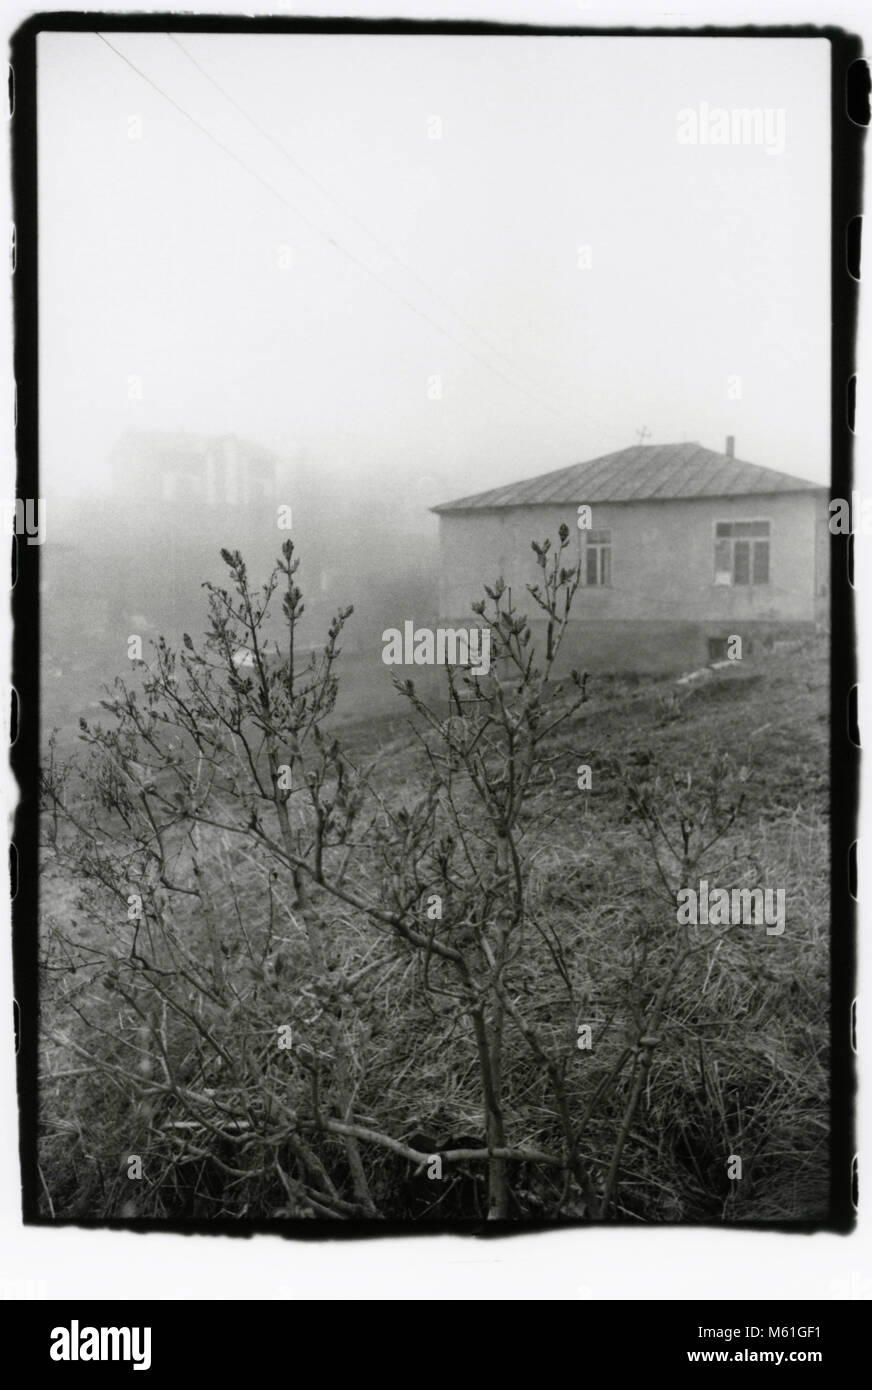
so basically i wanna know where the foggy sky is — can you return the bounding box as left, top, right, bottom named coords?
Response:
left=38, top=31, right=830, bottom=513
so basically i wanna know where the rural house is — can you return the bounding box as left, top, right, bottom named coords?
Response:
left=432, top=439, right=830, bottom=672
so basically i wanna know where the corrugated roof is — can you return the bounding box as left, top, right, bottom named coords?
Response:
left=432, top=443, right=825, bottom=512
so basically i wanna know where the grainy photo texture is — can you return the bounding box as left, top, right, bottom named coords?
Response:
left=28, top=25, right=838, bottom=1225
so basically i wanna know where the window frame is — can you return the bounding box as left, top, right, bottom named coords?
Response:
left=580, top=526, right=612, bottom=588
left=713, top=517, right=771, bottom=588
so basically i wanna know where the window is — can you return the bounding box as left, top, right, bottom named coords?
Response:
left=714, top=520, right=770, bottom=586
left=584, top=528, right=611, bottom=587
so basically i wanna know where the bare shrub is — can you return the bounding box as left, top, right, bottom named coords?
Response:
left=39, top=535, right=817, bottom=1221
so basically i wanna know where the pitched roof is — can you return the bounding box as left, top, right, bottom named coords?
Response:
left=432, top=443, right=825, bottom=512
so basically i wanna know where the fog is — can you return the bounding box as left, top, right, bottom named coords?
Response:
left=35, top=30, right=830, bottom=733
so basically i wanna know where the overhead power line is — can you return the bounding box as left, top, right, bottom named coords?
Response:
left=166, top=32, right=623, bottom=443
left=96, top=32, right=620, bottom=442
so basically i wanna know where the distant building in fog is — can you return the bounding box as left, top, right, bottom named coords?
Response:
left=433, top=439, right=829, bottom=673
left=109, top=429, right=276, bottom=515
left=105, top=429, right=280, bottom=634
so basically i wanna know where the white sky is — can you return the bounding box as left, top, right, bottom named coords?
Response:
left=37, top=31, right=831, bottom=503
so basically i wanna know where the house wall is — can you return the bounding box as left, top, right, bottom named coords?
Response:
left=813, top=493, right=832, bottom=624
left=437, top=491, right=828, bottom=672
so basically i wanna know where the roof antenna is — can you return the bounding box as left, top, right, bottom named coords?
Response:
left=635, top=426, right=652, bottom=445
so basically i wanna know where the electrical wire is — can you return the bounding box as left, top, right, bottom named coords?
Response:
left=166, top=31, right=625, bottom=444
left=95, top=31, right=622, bottom=445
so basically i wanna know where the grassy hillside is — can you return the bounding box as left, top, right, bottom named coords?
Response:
left=37, top=619, right=829, bottom=1224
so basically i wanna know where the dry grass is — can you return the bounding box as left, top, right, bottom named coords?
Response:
left=37, top=635, right=829, bottom=1223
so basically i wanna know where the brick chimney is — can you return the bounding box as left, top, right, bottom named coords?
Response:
left=725, top=435, right=735, bottom=458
